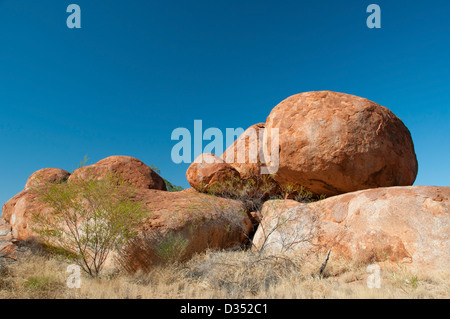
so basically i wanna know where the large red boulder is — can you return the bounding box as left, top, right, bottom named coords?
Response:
left=252, top=186, right=450, bottom=272
left=265, top=91, right=418, bottom=196
left=111, top=188, right=252, bottom=272
left=25, top=168, right=71, bottom=190
left=186, top=153, right=240, bottom=191
left=68, top=156, right=167, bottom=190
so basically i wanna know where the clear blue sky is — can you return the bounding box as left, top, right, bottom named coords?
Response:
left=1, top=0, right=449, bottom=208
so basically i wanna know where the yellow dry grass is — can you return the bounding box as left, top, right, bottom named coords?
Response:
left=1, top=248, right=448, bottom=299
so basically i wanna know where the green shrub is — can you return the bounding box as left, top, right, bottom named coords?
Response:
left=31, top=173, right=148, bottom=277
left=156, top=233, right=189, bottom=264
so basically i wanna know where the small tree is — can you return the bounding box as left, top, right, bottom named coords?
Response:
left=31, top=173, right=147, bottom=277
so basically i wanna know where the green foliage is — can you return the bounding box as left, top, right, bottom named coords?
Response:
left=279, top=183, right=326, bottom=203
left=203, top=174, right=325, bottom=209
left=31, top=173, right=148, bottom=277
left=408, top=275, right=419, bottom=289
left=117, top=229, right=191, bottom=273
left=156, top=233, right=189, bottom=264
left=148, top=164, right=161, bottom=175
left=163, top=178, right=184, bottom=192
left=24, top=275, right=59, bottom=291
left=149, top=164, right=184, bottom=192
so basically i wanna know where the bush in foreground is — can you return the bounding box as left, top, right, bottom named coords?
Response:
left=31, top=173, right=148, bottom=277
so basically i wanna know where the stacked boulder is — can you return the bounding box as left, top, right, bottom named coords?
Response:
left=187, top=91, right=418, bottom=196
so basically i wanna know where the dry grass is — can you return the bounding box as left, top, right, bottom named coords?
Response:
left=1, top=248, right=448, bottom=299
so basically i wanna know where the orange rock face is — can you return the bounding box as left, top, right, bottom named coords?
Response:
left=221, top=123, right=267, bottom=179
left=25, top=168, right=71, bottom=190
left=136, top=188, right=251, bottom=244
left=2, top=190, right=52, bottom=241
left=69, top=156, right=167, bottom=190
left=0, top=217, right=17, bottom=260
left=3, top=167, right=71, bottom=241
left=252, top=186, right=450, bottom=271
left=186, top=153, right=240, bottom=191
left=265, top=91, right=418, bottom=196
left=113, top=188, right=252, bottom=272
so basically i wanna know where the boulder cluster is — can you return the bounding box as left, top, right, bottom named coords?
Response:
left=1, top=156, right=250, bottom=269
left=187, top=91, right=418, bottom=196
left=1, top=91, right=448, bottom=273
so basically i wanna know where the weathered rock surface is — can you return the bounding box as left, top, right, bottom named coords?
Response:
left=3, top=167, right=74, bottom=241
left=221, top=123, right=267, bottom=179
left=25, top=168, right=71, bottom=190
left=253, top=186, right=449, bottom=272
left=265, top=91, right=418, bottom=196
left=2, top=190, right=51, bottom=241
left=119, top=188, right=252, bottom=271
left=186, top=153, right=240, bottom=191
left=69, top=156, right=167, bottom=191
left=0, top=217, right=17, bottom=260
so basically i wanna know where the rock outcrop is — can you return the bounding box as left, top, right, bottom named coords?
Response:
left=2, top=156, right=251, bottom=271
left=2, top=156, right=168, bottom=241
left=252, top=186, right=449, bottom=272
left=187, top=91, right=418, bottom=197
left=2, top=90, right=444, bottom=278
left=265, top=91, right=418, bottom=196
left=69, top=156, right=167, bottom=191
left=2, top=168, right=72, bottom=241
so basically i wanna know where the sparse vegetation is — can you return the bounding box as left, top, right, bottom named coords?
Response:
left=203, top=174, right=325, bottom=215
left=118, top=230, right=190, bottom=273
left=197, top=175, right=325, bottom=252
left=156, top=233, right=189, bottom=264
left=1, top=249, right=448, bottom=299
left=30, top=173, right=148, bottom=277
left=3, top=158, right=446, bottom=299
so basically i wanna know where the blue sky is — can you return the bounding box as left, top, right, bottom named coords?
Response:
left=1, top=0, right=449, bottom=207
